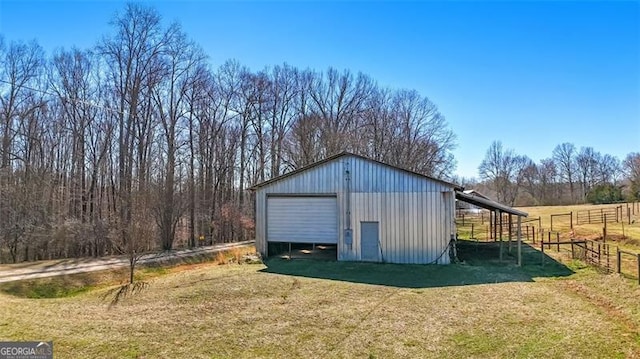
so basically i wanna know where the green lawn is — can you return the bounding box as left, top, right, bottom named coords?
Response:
left=1, top=244, right=639, bottom=358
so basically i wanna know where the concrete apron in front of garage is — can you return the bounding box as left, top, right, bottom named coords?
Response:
left=275, top=243, right=338, bottom=261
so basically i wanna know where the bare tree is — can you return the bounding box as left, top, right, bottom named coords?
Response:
left=519, top=158, right=539, bottom=204
left=0, top=40, right=45, bottom=169
left=0, top=3, right=463, bottom=263
left=575, top=146, right=600, bottom=200
left=0, top=39, right=46, bottom=263
left=49, top=48, right=101, bottom=222
left=286, top=113, right=324, bottom=168
left=538, top=158, right=558, bottom=205
left=359, top=87, right=394, bottom=162
left=386, top=90, right=456, bottom=178
left=237, top=67, right=266, bottom=208
left=306, top=68, right=373, bottom=155
left=478, top=141, right=527, bottom=205
left=183, top=64, right=210, bottom=247
left=623, top=152, right=640, bottom=200
left=266, top=64, right=298, bottom=179
left=552, top=142, right=577, bottom=203
left=151, top=24, right=205, bottom=250
left=597, top=153, right=621, bottom=185
left=99, top=3, right=167, bottom=277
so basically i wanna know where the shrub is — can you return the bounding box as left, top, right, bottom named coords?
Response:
left=586, top=184, right=623, bottom=204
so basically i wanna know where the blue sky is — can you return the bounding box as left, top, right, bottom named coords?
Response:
left=1, top=1, right=638, bottom=178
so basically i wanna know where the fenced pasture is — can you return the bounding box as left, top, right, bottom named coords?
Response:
left=576, top=205, right=623, bottom=225
left=550, top=212, right=572, bottom=230
left=539, top=238, right=640, bottom=284
left=455, top=202, right=640, bottom=284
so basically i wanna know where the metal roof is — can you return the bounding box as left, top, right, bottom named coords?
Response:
left=249, top=151, right=463, bottom=191
left=455, top=191, right=528, bottom=217
left=462, top=189, right=492, bottom=200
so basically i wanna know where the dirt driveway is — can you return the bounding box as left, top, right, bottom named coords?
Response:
left=0, top=241, right=255, bottom=283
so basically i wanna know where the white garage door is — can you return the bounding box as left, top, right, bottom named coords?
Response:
left=267, top=196, right=338, bottom=243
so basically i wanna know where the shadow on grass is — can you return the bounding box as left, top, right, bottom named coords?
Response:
left=261, top=241, right=574, bottom=288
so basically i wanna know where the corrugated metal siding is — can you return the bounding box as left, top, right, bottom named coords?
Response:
left=349, top=156, right=450, bottom=193
left=254, top=154, right=455, bottom=264
left=259, top=161, right=343, bottom=194
left=255, top=191, right=267, bottom=255
left=347, top=193, right=450, bottom=264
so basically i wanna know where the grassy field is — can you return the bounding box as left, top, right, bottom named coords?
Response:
left=1, top=243, right=639, bottom=358
left=518, top=203, right=640, bottom=243
left=457, top=203, right=640, bottom=241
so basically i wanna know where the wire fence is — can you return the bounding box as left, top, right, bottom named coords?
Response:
left=540, top=237, right=639, bottom=285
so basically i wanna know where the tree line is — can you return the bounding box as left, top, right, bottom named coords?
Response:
left=0, top=4, right=456, bottom=263
left=474, top=141, right=640, bottom=206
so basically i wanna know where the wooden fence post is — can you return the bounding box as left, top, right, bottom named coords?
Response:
left=556, top=232, right=560, bottom=252
left=597, top=243, right=601, bottom=267
left=548, top=231, right=551, bottom=250
left=489, top=211, right=493, bottom=240
left=619, top=206, right=622, bottom=222
left=538, top=217, right=541, bottom=234
left=617, top=248, right=621, bottom=274
left=471, top=223, right=474, bottom=239
left=540, top=228, right=543, bottom=245
left=495, top=211, right=499, bottom=242
left=532, top=226, right=536, bottom=244
left=499, top=211, right=503, bottom=261
left=570, top=238, right=575, bottom=259
left=508, top=214, right=512, bottom=254
left=570, top=211, right=573, bottom=229
left=541, top=239, right=545, bottom=266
